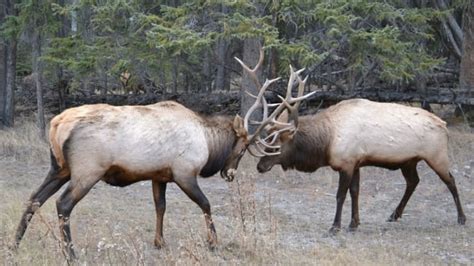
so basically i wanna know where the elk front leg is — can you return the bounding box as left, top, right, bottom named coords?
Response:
left=348, top=169, right=360, bottom=231
left=174, top=176, right=217, bottom=249
left=152, top=180, right=167, bottom=248
left=330, top=170, right=352, bottom=234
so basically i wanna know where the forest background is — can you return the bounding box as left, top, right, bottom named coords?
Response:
left=1, top=0, right=473, bottom=134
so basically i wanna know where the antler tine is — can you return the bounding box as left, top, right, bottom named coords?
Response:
left=285, top=65, right=297, bottom=101
left=244, top=90, right=258, bottom=99
left=252, top=140, right=281, bottom=156
left=284, top=66, right=305, bottom=100
left=247, top=144, right=266, bottom=157
left=263, top=125, right=295, bottom=143
left=270, top=117, right=293, bottom=127
left=256, top=139, right=281, bottom=150
left=296, top=75, right=308, bottom=97
left=247, top=140, right=281, bottom=157
left=262, top=96, right=269, bottom=121
left=288, top=90, right=316, bottom=103
left=243, top=77, right=281, bottom=131
left=295, top=67, right=305, bottom=76
left=293, top=74, right=308, bottom=110
left=234, top=48, right=265, bottom=88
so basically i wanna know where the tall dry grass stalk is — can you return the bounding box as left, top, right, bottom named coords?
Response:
left=0, top=117, right=49, bottom=164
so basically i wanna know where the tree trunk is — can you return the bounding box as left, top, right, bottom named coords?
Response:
left=203, top=50, right=212, bottom=93
left=459, top=2, right=474, bottom=124
left=159, top=68, right=167, bottom=94
left=172, top=58, right=178, bottom=94
left=32, top=30, right=46, bottom=138
left=215, top=38, right=228, bottom=91
left=3, top=0, right=17, bottom=127
left=460, top=3, right=474, bottom=91
left=0, top=44, right=6, bottom=127
left=0, top=4, right=6, bottom=127
left=215, top=3, right=229, bottom=91
left=71, top=0, right=78, bottom=33
left=57, top=79, right=67, bottom=112
left=4, top=38, right=17, bottom=127
left=56, top=0, right=70, bottom=112
left=240, top=38, right=263, bottom=133
left=432, top=0, right=463, bottom=59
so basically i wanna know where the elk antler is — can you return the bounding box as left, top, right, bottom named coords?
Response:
left=235, top=49, right=315, bottom=157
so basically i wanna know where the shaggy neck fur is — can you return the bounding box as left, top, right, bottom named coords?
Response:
left=282, top=113, right=332, bottom=172
left=199, top=115, right=236, bottom=177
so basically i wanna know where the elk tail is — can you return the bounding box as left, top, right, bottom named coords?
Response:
left=49, top=115, right=75, bottom=177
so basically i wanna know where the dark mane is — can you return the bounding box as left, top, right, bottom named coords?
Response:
left=282, top=113, right=332, bottom=172
left=199, top=115, right=236, bottom=177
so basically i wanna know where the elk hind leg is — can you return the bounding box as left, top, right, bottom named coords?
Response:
left=152, top=180, right=167, bottom=249
left=348, top=169, right=360, bottom=231
left=14, top=157, right=69, bottom=248
left=56, top=174, right=100, bottom=260
left=426, top=157, right=466, bottom=225
left=387, top=161, right=419, bottom=222
left=174, top=176, right=217, bottom=249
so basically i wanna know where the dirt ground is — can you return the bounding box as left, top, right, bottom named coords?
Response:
left=0, top=124, right=473, bottom=265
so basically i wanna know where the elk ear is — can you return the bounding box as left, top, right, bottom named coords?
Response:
left=232, top=115, right=247, bottom=137
left=281, top=129, right=296, bottom=142
left=276, top=110, right=289, bottom=123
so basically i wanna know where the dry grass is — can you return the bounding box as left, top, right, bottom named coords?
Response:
left=0, top=120, right=473, bottom=265
left=0, top=117, right=49, bottom=164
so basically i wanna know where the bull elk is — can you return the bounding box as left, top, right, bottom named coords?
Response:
left=255, top=98, right=467, bottom=232
left=13, top=49, right=314, bottom=260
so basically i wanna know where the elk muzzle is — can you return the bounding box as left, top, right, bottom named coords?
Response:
left=257, top=157, right=275, bottom=173
left=220, top=168, right=236, bottom=182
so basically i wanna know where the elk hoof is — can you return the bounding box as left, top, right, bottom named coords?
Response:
left=225, top=169, right=236, bottom=182
left=387, top=213, right=399, bottom=222
left=348, top=220, right=359, bottom=231
left=458, top=215, right=466, bottom=225
left=329, top=226, right=341, bottom=235
left=207, top=230, right=218, bottom=251
left=7, top=242, right=19, bottom=253
left=207, top=239, right=217, bottom=251
left=65, top=246, right=77, bottom=262
left=154, top=238, right=166, bottom=249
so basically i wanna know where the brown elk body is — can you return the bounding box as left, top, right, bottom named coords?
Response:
left=14, top=101, right=252, bottom=259
left=257, top=98, right=466, bottom=232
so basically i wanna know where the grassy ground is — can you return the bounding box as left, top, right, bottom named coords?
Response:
left=0, top=119, right=472, bottom=265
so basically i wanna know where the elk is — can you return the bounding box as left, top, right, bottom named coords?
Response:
left=13, top=50, right=314, bottom=260
left=255, top=98, right=467, bottom=232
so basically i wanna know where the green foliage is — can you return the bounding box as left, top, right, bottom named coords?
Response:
left=17, top=0, right=61, bottom=35
left=0, top=15, right=22, bottom=40
left=1, top=0, right=463, bottom=94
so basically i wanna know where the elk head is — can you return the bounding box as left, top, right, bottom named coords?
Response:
left=220, top=49, right=314, bottom=181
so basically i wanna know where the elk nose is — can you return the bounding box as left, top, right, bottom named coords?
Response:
left=257, top=163, right=267, bottom=173
left=220, top=168, right=236, bottom=182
